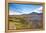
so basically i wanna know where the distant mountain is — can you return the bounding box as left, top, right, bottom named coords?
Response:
left=30, top=12, right=43, bottom=15
left=31, top=12, right=38, bottom=14
left=22, top=12, right=43, bottom=15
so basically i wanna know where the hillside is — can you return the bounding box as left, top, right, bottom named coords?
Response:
left=8, top=12, right=43, bottom=30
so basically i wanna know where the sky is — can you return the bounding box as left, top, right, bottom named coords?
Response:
left=9, top=3, right=43, bottom=15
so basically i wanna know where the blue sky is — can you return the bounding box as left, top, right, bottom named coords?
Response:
left=9, top=3, right=43, bottom=15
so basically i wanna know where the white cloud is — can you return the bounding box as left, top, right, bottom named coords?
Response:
left=9, top=10, right=31, bottom=15
left=9, top=10, right=23, bottom=15
left=33, top=6, right=43, bottom=13
left=38, top=6, right=43, bottom=11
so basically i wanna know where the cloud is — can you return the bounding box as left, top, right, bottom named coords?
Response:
left=9, top=10, right=31, bottom=15
left=38, top=6, right=43, bottom=11
left=33, top=6, right=43, bottom=13
left=9, top=10, right=23, bottom=15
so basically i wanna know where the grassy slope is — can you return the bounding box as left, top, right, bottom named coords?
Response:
left=8, top=15, right=43, bottom=30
